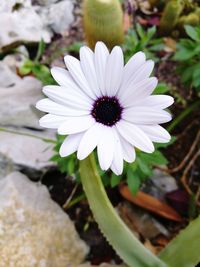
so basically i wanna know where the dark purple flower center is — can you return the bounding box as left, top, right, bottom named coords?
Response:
left=91, top=96, right=123, bottom=126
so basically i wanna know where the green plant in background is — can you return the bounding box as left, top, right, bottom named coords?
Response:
left=174, top=24, right=200, bottom=93
left=159, top=0, right=200, bottom=36
left=83, top=0, right=124, bottom=50
left=19, top=39, right=55, bottom=85
left=159, top=0, right=185, bottom=35
left=123, top=24, right=164, bottom=62
left=50, top=135, right=79, bottom=179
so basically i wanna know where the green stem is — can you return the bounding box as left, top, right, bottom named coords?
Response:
left=159, top=215, right=200, bottom=267
left=167, top=100, right=200, bottom=132
left=0, top=127, right=56, bottom=143
left=80, top=154, right=168, bottom=267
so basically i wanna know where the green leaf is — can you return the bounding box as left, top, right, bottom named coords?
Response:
left=137, top=158, right=153, bottom=176
left=140, top=151, right=168, bottom=166
left=153, top=83, right=170, bottom=94
left=159, top=215, right=200, bottom=267
left=80, top=154, right=167, bottom=267
left=185, top=25, right=200, bottom=42
left=34, top=38, right=45, bottom=62
left=111, top=173, right=122, bottom=187
left=127, top=169, right=141, bottom=195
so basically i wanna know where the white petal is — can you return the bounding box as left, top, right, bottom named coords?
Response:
left=36, top=98, right=89, bottom=116
left=133, top=95, right=174, bottom=109
left=64, top=55, right=96, bottom=99
left=138, top=125, right=171, bottom=143
left=120, top=51, right=146, bottom=90
left=105, top=46, right=124, bottom=96
left=77, top=123, right=103, bottom=160
left=123, top=107, right=172, bottom=124
left=80, top=46, right=101, bottom=97
left=39, top=114, right=68, bottom=129
left=51, top=67, right=73, bottom=87
left=59, top=133, right=84, bottom=157
left=120, top=77, right=158, bottom=107
left=116, top=120, right=154, bottom=153
left=43, top=85, right=92, bottom=110
left=119, top=136, right=136, bottom=163
left=58, top=116, right=95, bottom=135
left=94, top=42, right=109, bottom=96
left=132, top=60, right=154, bottom=84
left=110, top=133, right=123, bottom=175
left=97, top=126, right=115, bottom=171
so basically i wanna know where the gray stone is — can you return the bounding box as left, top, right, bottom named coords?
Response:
left=0, top=172, right=88, bottom=267
left=0, top=6, right=51, bottom=51
left=0, top=130, right=54, bottom=170
left=40, top=0, right=74, bottom=34
left=34, top=0, right=59, bottom=6
left=0, top=62, right=21, bottom=87
left=118, top=202, right=169, bottom=239
left=0, top=75, right=43, bottom=128
left=151, top=169, right=178, bottom=194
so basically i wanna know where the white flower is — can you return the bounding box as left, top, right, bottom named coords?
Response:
left=36, top=42, right=173, bottom=175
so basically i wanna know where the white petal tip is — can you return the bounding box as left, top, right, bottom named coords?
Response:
left=77, top=153, right=86, bottom=161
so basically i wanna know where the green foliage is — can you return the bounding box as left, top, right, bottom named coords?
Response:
left=19, top=39, right=55, bottom=85
left=159, top=0, right=184, bottom=35
left=174, top=25, right=200, bottom=92
left=50, top=134, right=80, bottom=180
left=153, top=82, right=170, bottom=94
left=51, top=132, right=172, bottom=195
left=123, top=24, right=164, bottom=63
left=122, top=148, right=168, bottom=195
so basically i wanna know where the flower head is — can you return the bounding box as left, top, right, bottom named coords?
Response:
left=36, top=42, right=173, bottom=175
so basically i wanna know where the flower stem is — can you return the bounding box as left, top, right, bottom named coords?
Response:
left=159, top=215, right=200, bottom=267
left=0, top=127, right=55, bottom=143
left=80, top=154, right=168, bottom=267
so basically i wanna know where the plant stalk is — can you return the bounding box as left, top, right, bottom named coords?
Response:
left=80, top=154, right=168, bottom=267
left=159, top=215, right=200, bottom=267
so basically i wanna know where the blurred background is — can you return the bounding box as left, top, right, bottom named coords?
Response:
left=0, top=0, right=200, bottom=266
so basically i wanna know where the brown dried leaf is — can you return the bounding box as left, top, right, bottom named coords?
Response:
left=119, top=184, right=183, bottom=222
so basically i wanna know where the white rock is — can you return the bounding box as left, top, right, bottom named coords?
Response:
left=0, top=75, right=43, bottom=128
left=151, top=169, right=178, bottom=193
left=0, top=130, right=54, bottom=170
left=0, top=172, right=88, bottom=267
left=0, top=8, right=51, bottom=50
left=0, top=62, right=21, bottom=87
left=39, top=0, right=74, bottom=34
left=0, top=0, right=32, bottom=12
left=34, top=0, right=58, bottom=6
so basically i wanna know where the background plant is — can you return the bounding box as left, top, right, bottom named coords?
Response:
left=174, top=24, right=200, bottom=94
left=123, top=24, right=164, bottom=62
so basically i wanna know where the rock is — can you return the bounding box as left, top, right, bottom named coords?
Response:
left=0, top=172, right=88, bottom=267
left=39, top=0, right=74, bottom=34
left=0, top=75, right=44, bottom=128
left=0, top=130, right=54, bottom=170
left=34, top=0, right=59, bottom=6
left=0, top=5, right=51, bottom=51
left=142, top=169, right=178, bottom=200
left=118, top=202, right=169, bottom=240
left=150, top=169, right=178, bottom=194
left=0, top=153, right=17, bottom=179
left=3, top=45, right=29, bottom=71
left=0, top=62, right=21, bottom=87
